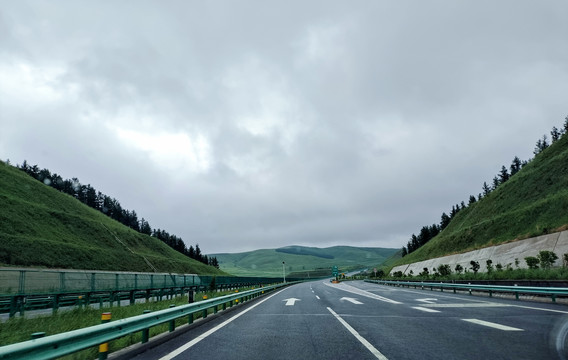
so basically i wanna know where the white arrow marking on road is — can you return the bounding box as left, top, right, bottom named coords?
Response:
left=283, top=298, right=301, bottom=306
left=416, top=298, right=438, bottom=304
left=340, top=297, right=363, bottom=305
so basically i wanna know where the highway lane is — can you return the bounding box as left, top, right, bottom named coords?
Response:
left=125, top=280, right=568, bottom=360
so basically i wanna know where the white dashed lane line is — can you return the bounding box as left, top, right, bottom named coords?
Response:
left=462, top=318, right=524, bottom=331
left=412, top=306, right=440, bottom=313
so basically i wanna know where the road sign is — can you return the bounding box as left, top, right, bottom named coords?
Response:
left=332, top=266, right=338, bottom=276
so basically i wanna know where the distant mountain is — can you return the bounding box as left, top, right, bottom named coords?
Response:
left=210, top=245, right=398, bottom=277
left=0, top=161, right=225, bottom=275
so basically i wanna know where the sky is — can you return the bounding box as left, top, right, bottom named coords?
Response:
left=1, top=1, right=567, bottom=254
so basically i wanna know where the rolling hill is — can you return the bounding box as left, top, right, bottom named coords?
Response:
left=0, top=161, right=225, bottom=275
left=210, top=245, right=398, bottom=277
left=394, top=130, right=568, bottom=267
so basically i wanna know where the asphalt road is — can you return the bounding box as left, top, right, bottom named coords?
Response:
left=125, top=280, right=568, bottom=360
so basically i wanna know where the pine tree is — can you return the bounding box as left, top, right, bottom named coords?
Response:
left=499, top=166, right=510, bottom=183
left=468, top=195, right=477, bottom=205
left=482, top=182, right=491, bottom=196
left=551, top=126, right=560, bottom=143
left=440, top=212, right=451, bottom=229
left=510, top=156, right=522, bottom=176
left=492, top=176, right=500, bottom=190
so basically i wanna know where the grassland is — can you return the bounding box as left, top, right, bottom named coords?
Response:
left=0, top=161, right=225, bottom=275
left=211, top=245, right=398, bottom=277
left=394, top=132, right=568, bottom=267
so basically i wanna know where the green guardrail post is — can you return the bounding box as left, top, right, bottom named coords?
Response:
left=552, top=294, right=557, bottom=303
left=489, top=290, right=492, bottom=297
left=99, top=312, right=111, bottom=360
left=142, top=310, right=151, bottom=343
left=52, top=294, right=59, bottom=315
left=468, top=283, right=472, bottom=296
left=20, top=297, right=25, bottom=317
left=9, top=296, right=17, bottom=318
left=169, top=305, right=176, bottom=332
left=188, top=311, right=194, bottom=324
left=31, top=332, right=45, bottom=340
left=213, top=304, right=218, bottom=314
left=130, top=291, right=135, bottom=305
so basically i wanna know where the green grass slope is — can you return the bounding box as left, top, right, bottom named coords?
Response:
left=397, top=134, right=568, bottom=266
left=211, top=245, right=398, bottom=277
left=0, top=162, right=225, bottom=275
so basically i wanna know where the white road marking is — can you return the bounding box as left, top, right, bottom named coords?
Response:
left=412, top=306, right=440, bottom=313
left=423, top=303, right=509, bottom=308
left=340, top=297, right=363, bottom=305
left=327, top=307, right=389, bottom=360
left=462, top=319, right=523, bottom=331
left=324, top=281, right=401, bottom=304
left=158, top=288, right=289, bottom=360
left=283, top=298, right=301, bottom=306
left=512, top=305, right=568, bottom=314
left=416, top=298, right=437, bottom=304
left=316, top=295, right=320, bottom=300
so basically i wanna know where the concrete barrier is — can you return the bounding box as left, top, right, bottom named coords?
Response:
left=391, top=230, right=568, bottom=275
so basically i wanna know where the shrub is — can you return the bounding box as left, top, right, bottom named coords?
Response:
left=525, top=256, right=540, bottom=269
left=437, top=264, right=451, bottom=276
left=455, top=264, right=463, bottom=274
left=486, top=259, right=493, bottom=273
left=537, top=250, right=558, bottom=269
left=495, top=263, right=503, bottom=272
left=470, top=260, right=480, bottom=274
left=419, top=268, right=429, bottom=277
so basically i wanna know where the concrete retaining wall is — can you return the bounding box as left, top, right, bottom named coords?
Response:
left=390, top=230, right=568, bottom=275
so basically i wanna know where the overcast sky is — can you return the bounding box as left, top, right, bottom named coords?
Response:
left=1, top=1, right=567, bottom=254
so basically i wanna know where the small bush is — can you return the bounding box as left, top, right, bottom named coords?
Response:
left=525, top=256, right=540, bottom=269
left=470, top=260, right=480, bottom=274
left=437, top=264, right=451, bottom=276
left=537, top=250, right=558, bottom=269
left=455, top=264, right=463, bottom=274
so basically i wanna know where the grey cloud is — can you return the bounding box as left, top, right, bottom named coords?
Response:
left=1, top=1, right=567, bottom=254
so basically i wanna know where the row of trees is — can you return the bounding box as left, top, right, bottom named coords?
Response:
left=14, top=161, right=219, bottom=269
left=402, top=116, right=568, bottom=257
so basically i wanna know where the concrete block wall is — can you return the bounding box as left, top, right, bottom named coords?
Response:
left=390, top=230, right=568, bottom=275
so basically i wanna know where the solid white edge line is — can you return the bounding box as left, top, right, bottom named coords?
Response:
left=412, top=306, right=440, bottom=313
left=327, top=307, right=389, bottom=360
left=462, top=318, right=523, bottom=331
left=158, top=288, right=289, bottom=360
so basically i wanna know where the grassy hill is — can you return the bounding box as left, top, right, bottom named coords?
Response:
left=0, top=161, right=225, bottom=275
left=396, top=132, right=568, bottom=266
left=210, top=245, right=398, bottom=277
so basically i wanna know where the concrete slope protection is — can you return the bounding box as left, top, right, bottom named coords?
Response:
left=391, top=230, right=568, bottom=275
left=123, top=281, right=568, bottom=360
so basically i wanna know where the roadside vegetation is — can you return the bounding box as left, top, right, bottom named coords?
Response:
left=393, top=116, right=568, bottom=266
left=382, top=250, right=568, bottom=281
left=0, top=161, right=225, bottom=275
left=0, top=287, right=253, bottom=359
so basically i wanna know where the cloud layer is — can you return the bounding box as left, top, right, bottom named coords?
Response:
left=2, top=1, right=567, bottom=253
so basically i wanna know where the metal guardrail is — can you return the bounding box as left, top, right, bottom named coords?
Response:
left=0, top=282, right=293, bottom=360
left=365, top=279, right=568, bottom=302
